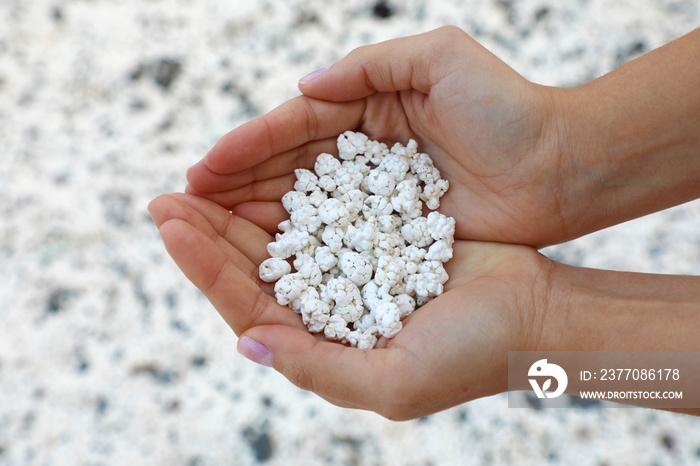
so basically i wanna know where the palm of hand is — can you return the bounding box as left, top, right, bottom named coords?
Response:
left=354, top=78, right=565, bottom=246
left=187, top=69, right=563, bottom=246
left=148, top=193, right=550, bottom=420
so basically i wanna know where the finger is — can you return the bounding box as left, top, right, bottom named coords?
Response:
left=186, top=173, right=295, bottom=211
left=167, top=193, right=278, bottom=267
left=239, top=324, right=417, bottom=417
left=231, top=201, right=289, bottom=236
left=201, top=96, right=365, bottom=175
left=187, top=137, right=338, bottom=194
left=149, top=194, right=273, bottom=270
left=148, top=195, right=275, bottom=298
left=156, top=218, right=305, bottom=334
left=299, top=26, right=470, bottom=101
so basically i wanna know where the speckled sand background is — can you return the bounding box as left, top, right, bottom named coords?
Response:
left=1, top=1, right=700, bottom=465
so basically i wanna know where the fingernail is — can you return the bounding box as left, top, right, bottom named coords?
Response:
left=299, top=66, right=329, bottom=84
left=237, top=336, right=273, bottom=367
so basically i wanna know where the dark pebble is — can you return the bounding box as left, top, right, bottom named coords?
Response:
left=190, top=355, right=207, bottom=368
left=661, top=434, right=675, bottom=451
left=131, top=363, right=179, bottom=385
left=372, top=1, right=393, bottom=19
left=129, top=63, right=146, bottom=81
left=74, top=350, right=90, bottom=373
left=243, top=426, right=275, bottom=462
left=51, top=6, right=63, bottom=22
left=128, top=58, right=182, bottom=91
left=534, top=7, right=549, bottom=22
left=47, top=288, right=74, bottom=314
left=95, top=397, right=109, bottom=417
left=457, top=408, right=468, bottom=423
left=170, top=320, right=190, bottom=334
left=153, top=58, right=182, bottom=91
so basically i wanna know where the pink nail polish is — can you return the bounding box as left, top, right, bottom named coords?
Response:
left=299, top=66, right=329, bottom=84
left=237, top=336, right=273, bottom=367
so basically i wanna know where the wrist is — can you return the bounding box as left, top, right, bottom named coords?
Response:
left=536, top=263, right=700, bottom=352
left=543, top=83, right=632, bottom=244
left=546, top=31, right=700, bottom=243
left=527, top=83, right=610, bottom=246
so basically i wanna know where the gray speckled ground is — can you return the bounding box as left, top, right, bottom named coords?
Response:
left=1, top=1, right=699, bottom=465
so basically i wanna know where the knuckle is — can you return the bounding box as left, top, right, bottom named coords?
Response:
left=435, top=24, right=467, bottom=41
left=372, top=375, right=421, bottom=421
left=244, top=288, right=270, bottom=329
left=300, top=98, right=320, bottom=142
left=283, top=359, right=316, bottom=393
left=201, top=259, right=227, bottom=295
left=219, top=212, right=238, bottom=240
left=347, top=43, right=370, bottom=59
left=429, top=26, right=471, bottom=55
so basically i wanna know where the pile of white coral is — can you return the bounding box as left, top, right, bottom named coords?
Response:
left=259, top=131, right=455, bottom=349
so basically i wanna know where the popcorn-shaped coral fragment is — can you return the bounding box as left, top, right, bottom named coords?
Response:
left=261, top=132, right=456, bottom=349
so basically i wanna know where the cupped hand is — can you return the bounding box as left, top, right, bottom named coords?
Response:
left=148, top=193, right=554, bottom=420
left=186, top=26, right=570, bottom=247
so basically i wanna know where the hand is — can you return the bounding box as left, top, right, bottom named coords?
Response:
left=153, top=27, right=700, bottom=419
left=186, top=26, right=568, bottom=246
left=147, top=193, right=555, bottom=420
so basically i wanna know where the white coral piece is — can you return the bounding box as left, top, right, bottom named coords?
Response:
left=261, top=132, right=455, bottom=349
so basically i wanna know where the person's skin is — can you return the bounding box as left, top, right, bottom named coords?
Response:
left=147, top=193, right=700, bottom=419
left=150, top=26, right=700, bottom=419
left=148, top=193, right=552, bottom=419
left=185, top=26, right=700, bottom=247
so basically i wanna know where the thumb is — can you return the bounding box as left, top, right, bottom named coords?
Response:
left=236, top=324, right=409, bottom=417
left=298, top=26, right=470, bottom=101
